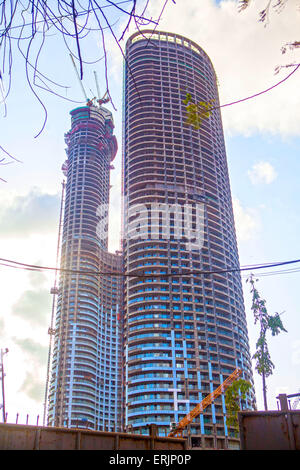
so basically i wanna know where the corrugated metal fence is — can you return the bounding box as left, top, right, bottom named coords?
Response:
left=0, top=423, right=187, bottom=450
left=239, top=410, right=300, bottom=450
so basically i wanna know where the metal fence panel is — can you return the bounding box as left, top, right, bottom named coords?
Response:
left=0, top=424, right=186, bottom=451
left=239, top=411, right=300, bottom=450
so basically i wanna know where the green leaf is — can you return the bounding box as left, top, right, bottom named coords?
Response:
left=183, top=93, right=215, bottom=130
left=225, top=379, right=252, bottom=434
left=247, top=273, right=288, bottom=402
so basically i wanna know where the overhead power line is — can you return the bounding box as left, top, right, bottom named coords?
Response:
left=242, top=266, right=300, bottom=278
left=213, top=63, right=300, bottom=114
left=0, top=256, right=300, bottom=278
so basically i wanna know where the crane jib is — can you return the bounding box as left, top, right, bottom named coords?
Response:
left=168, top=368, right=242, bottom=438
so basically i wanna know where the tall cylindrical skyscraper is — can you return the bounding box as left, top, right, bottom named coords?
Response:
left=47, top=105, right=123, bottom=432
left=123, top=31, right=255, bottom=448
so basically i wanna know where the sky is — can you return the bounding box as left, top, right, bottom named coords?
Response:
left=0, top=0, right=300, bottom=425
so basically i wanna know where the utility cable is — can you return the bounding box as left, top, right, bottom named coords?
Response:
left=0, top=256, right=300, bottom=278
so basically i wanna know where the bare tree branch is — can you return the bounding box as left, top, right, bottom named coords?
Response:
left=0, top=0, right=174, bottom=180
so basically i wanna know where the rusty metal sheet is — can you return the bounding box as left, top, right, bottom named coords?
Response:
left=0, top=424, right=186, bottom=451
left=154, top=439, right=187, bottom=450
left=0, top=425, right=36, bottom=450
left=39, top=428, right=77, bottom=450
left=119, top=436, right=152, bottom=451
left=239, top=410, right=300, bottom=450
left=80, top=432, right=116, bottom=450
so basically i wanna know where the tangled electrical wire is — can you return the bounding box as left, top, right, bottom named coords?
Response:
left=0, top=0, right=175, bottom=169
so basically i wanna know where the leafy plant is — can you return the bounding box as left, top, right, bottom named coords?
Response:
left=183, top=93, right=215, bottom=130
left=247, top=274, right=287, bottom=410
left=225, top=379, right=252, bottom=436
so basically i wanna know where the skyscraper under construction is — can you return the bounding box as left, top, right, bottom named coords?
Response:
left=122, top=30, right=255, bottom=448
left=47, top=104, right=123, bottom=432
left=47, top=29, right=255, bottom=448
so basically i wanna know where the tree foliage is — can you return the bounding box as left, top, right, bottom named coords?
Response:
left=238, top=0, right=293, bottom=22
left=183, top=93, right=214, bottom=130
left=0, top=2, right=173, bottom=132
left=247, top=273, right=287, bottom=409
left=225, top=379, right=252, bottom=435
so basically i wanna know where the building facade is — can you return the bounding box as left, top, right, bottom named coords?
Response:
left=122, top=31, right=255, bottom=447
left=47, top=105, right=123, bottom=432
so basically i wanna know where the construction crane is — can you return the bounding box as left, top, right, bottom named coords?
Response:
left=94, top=71, right=110, bottom=106
left=70, top=54, right=110, bottom=108
left=70, top=54, right=89, bottom=104
left=168, top=367, right=242, bottom=438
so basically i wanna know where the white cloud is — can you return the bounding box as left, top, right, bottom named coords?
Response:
left=0, top=238, right=56, bottom=422
left=232, top=196, right=260, bottom=241
left=0, top=188, right=60, bottom=238
left=248, top=161, right=277, bottom=184
left=89, top=0, right=300, bottom=137
left=141, top=0, right=300, bottom=137
left=12, top=288, right=51, bottom=327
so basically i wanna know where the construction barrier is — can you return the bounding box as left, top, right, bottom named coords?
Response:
left=239, top=410, right=300, bottom=450
left=0, top=423, right=187, bottom=451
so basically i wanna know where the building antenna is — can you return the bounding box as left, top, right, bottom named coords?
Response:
left=43, top=180, right=66, bottom=427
